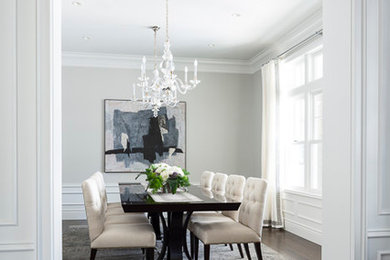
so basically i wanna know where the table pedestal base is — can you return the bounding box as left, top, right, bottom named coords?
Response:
left=157, top=211, right=193, bottom=260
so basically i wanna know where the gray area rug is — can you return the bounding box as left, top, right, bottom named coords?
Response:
left=63, top=221, right=283, bottom=260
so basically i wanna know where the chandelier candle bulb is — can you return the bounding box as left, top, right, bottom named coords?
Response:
left=184, top=66, right=188, bottom=83
left=194, top=59, right=198, bottom=80
left=141, top=56, right=146, bottom=76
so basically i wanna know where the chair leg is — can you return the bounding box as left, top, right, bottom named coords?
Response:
left=254, top=242, right=263, bottom=260
left=229, top=243, right=234, bottom=251
left=90, top=249, right=97, bottom=260
left=237, top=243, right=244, bottom=258
left=141, top=248, right=145, bottom=254
left=190, top=232, right=195, bottom=258
left=145, top=248, right=154, bottom=260
left=204, top=244, right=210, bottom=260
left=243, top=243, right=251, bottom=260
left=194, top=236, right=199, bottom=260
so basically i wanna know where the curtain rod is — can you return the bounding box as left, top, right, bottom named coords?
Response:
left=261, top=29, right=323, bottom=68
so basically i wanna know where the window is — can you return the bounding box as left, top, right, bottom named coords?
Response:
left=279, top=44, right=323, bottom=194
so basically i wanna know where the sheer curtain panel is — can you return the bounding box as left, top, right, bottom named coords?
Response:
left=261, top=60, right=284, bottom=228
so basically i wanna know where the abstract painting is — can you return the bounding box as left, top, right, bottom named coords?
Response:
left=104, top=100, right=186, bottom=172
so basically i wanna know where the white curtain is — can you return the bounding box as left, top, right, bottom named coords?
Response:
left=261, top=60, right=284, bottom=228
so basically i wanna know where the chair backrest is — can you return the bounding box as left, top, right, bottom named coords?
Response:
left=82, top=177, right=105, bottom=242
left=238, top=177, right=268, bottom=237
left=211, top=172, right=228, bottom=194
left=200, top=171, right=215, bottom=190
left=91, top=171, right=107, bottom=213
left=221, top=175, right=246, bottom=221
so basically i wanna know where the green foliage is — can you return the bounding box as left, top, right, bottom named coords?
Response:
left=136, top=165, right=191, bottom=194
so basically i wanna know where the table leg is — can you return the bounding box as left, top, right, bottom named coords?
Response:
left=157, top=211, right=192, bottom=260
left=157, top=213, right=168, bottom=260
left=183, top=211, right=193, bottom=260
left=150, top=212, right=162, bottom=240
left=168, top=211, right=184, bottom=260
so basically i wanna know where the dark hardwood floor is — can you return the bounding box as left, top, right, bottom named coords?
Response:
left=262, top=227, right=321, bottom=260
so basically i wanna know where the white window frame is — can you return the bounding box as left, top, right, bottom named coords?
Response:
left=279, top=41, right=323, bottom=195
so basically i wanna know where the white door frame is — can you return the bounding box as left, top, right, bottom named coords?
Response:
left=37, top=0, right=62, bottom=259
left=323, top=0, right=367, bottom=259
left=39, top=0, right=370, bottom=258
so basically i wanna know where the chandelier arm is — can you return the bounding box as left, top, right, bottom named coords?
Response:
left=174, top=78, right=188, bottom=95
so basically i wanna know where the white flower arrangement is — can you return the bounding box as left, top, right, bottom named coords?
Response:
left=136, top=163, right=190, bottom=194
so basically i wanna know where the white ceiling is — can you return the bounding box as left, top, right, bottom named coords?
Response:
left=62, top=0, right=321, bottom=60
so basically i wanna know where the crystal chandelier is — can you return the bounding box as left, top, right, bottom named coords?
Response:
left=133, top=0, right=200, bottom=117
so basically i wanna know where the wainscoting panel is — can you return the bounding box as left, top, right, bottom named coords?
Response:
left=0, top=0, right=40, bottom=258
left=63, top=184, right=121, bottom=220
left=282, top=191, right=322, bottom=245
left=0, top=0, right=18, bottom=227
left=365, top=0, right=390, bottom=258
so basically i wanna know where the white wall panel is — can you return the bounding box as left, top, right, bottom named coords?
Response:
left=0, top=0, right=18, bottom=226
left=378, top=0, right=390, bottom=215
left=0, top=0, right=41, bottom=258
left=366, top=0, right=390, bottom=258
left=282, top=191, right=322, bottom=245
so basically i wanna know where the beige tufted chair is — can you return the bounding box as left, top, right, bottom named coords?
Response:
left=200, top=171, right=215, bottom=190
left=211, top=172, right=228, bottom=194
left=82, top=176, right=156, bottom=260
left=190, top=172, right=228, bottom=221
left=188, top=174, right=246, bottom=257
left=190, top=177, right=268, bottom=260
left=91, top=172, right=149, bottom=225
left=91, top=172, right=120, bottom=213
left=222, top=175, right=246, bottom=221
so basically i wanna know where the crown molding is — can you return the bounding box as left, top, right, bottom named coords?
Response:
left=62, top=52, right=253, bottom=74
left=249, top=8, right=323, bottom=73
left=62, top=8, right=322, bottom=75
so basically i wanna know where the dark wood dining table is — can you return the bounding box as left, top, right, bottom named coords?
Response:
left=119, top=183, right=241, bottom=260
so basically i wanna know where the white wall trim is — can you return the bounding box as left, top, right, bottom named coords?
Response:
left=0, top=242, right=35, bottom=252
left=248, top=8, right=322, bottom=72
left=376, top=0, right=390, bottom=217
left=377, top=250, right=390, bottom=260
left=62, top=183, right=120, bottom=194
left=367, top=229, right=390, bottom=238
left=283, top=189, right=322, bottom=200
left=0, top=0, right=19, bottom=228
left=62, top=52, right=253, bottom=74
left=36, top=0, right=62, bottom=258
left=62, top=8, right=322, bottom=75
left=284, top=219, right=322, bottom=245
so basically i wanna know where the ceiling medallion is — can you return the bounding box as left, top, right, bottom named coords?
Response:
left=133, top=0, right=200, bottom=117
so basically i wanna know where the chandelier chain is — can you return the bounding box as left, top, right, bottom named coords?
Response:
left=154, top=28, right=157, bottom=69
left=165, top=0, right=169, bottom=42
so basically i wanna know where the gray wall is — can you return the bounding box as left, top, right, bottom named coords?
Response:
left=62, top=66, right=262, bottom=186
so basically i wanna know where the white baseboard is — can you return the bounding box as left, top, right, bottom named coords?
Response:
left=284, top=219, right=322, bottom=245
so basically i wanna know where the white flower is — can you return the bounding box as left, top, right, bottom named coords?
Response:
left=153, top=163, right=169, bottom=169
left=170, top=166, right=184, bottom=177
left=160, top=171, right=170, bottom=181
left=153, top=163, right=169, bottom=174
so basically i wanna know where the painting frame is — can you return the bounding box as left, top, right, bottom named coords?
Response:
left=104, top=99, right=187, bottom=173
